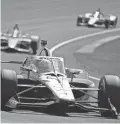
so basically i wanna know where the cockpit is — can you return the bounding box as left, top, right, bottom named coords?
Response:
left=22, top=56, right=66, bottom=76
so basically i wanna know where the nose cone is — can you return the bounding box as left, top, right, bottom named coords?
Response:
left=88, top=19, right=95, bottom=25
left=8, top=38, right=18, bottom=48
left=41, top=75, right=75, bottom=103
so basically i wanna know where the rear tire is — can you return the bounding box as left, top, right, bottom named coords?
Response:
left=31, top=41, right=37, bottom=54
left=104, top=20, right=110, bottom=29
left=98, top=75, right=120, bottom=117
left=1, top=69, right=18, bottom=111
left=113, top=17, right=118, bottom=27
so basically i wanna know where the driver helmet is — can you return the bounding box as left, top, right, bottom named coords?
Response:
left=37, top=58, right=52, bottom=73
left=96, top=8, right=100, bottom=12
left=41, top=40, right=47, bottom=46
left=13, top=24, right=19, bottom=30
left=93, top=8, right=101, bottom=18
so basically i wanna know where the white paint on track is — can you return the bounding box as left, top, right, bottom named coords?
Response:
left=50, top=28, right=120, bottom=53
left=50, top=28, right=120, bottom=81
left=77, top=35, right=120, bottom=53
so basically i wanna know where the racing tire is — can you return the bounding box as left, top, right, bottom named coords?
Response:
left=104, top=20, right=110, bottom=29
left=113, top=17, right=118, bottom=27
left=76, top=17, right=82, bottom=26
left=31, top=41, right=37, bottom=55
left=1, top=69, right=18, bottom=111
left=98, top=75, right=120, bottom=117
left=76, top=19, right=80, bottom=26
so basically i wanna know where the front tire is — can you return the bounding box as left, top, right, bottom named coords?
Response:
left=77, top=17, right=82, bottom=26
left=76, top=19, right=80, bottom=26
left=98, top=75, right=120, bottom=117
left=1, top=69, right=18, bottom=111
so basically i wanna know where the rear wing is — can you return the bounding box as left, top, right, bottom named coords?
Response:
left=1, top=61, right=23, bottom=64
left=1, top=57, right=28, bottom=65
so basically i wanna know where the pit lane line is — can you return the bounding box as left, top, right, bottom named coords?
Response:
left=50, top=28, right=120, bottom=81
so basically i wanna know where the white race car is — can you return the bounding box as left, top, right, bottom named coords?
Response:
left=77, top=10, right=118, bottom=28
left=0, top=32, right=40, bottom=54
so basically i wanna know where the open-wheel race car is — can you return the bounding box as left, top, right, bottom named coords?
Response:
left=1, top=56, right=120, bottom=118
left=77, top=9, right=118, bottom=29
left=0, top=31, right=40, bottom=54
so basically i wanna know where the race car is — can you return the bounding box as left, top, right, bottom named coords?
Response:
left=1, top=56, right=120, bottom=118
left=0, top=31, right=40, bottom=54
left=77, top=9, right=118, bottom=28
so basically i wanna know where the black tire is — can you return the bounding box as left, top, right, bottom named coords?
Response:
left=77, top=17, right=82, bottom=26
left=1, top=69, right=18, bottom=110
left=76, top=19, right=79, bottom=26
left=98, top=75, right=120, bottom=117
left=104, top=20, right=110, bottom=29
left=113, top=17, right=118, bottom=27
left=31, top=41, right=37, bottom=54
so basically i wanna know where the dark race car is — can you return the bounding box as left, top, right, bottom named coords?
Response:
left=1, top=56, right=120, bottom=118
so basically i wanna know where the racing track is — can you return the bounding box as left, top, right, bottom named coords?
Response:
left=1, top=0, right=120, bottom=123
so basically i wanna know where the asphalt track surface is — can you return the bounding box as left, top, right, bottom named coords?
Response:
left=1, top=0, right=120, bottom=123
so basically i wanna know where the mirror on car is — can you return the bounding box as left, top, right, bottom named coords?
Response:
left=20, top=66, right=32, bottom=72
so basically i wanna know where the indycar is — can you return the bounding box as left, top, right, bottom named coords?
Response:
left=0, top=31, right=40, bottom=54
left=76, top=10, right=118, bottom=28
left=1, top=56, right=120, bottom=118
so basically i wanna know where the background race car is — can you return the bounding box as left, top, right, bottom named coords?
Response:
left=0, top=32, right=40, bottom=54
left=77, top=10, right=118, bottom=29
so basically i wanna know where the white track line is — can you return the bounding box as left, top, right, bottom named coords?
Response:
left=50, top=28, right=120, bottom=81
left=77, top=35, right=120, bottom=53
